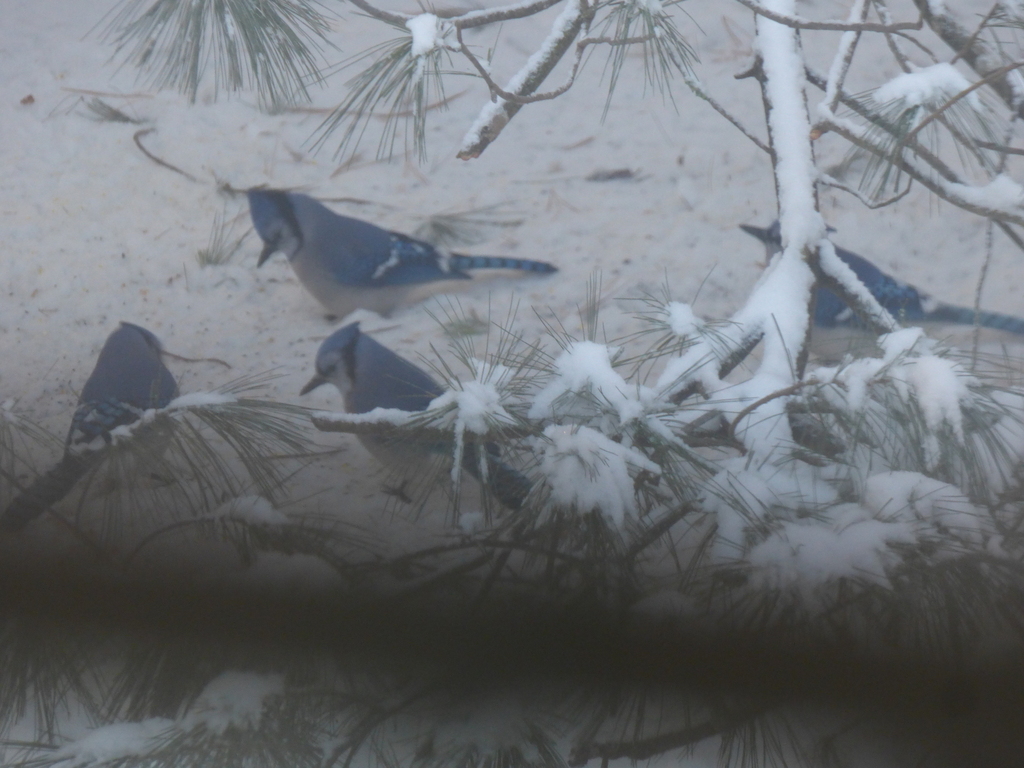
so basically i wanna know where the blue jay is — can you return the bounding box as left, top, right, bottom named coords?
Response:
left=741, top=221, right=1024, bottom=334
left=1, top=323, right=178, bottom=532
left=248, top=189, right=558, bottom=318
left=301, top=322, right=532, bottom=510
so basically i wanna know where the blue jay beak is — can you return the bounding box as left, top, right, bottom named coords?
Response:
left=257, top=242, right=277, bottom=267
left=300, top=374, right=328, bottom=396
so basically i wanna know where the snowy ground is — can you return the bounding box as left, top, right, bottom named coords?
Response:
left=3, top=0, right=1023, bottom=523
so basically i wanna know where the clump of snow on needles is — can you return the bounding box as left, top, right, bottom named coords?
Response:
left=863, top=471, right=993, bottom=552
left=529, top=341, right=651, bottom=426
left=665, top=301, right=701, bottom=337
left=430, top=377, right=515, bottom=435
left=211, top=495, right=288, bottom=526
left=873, top=62, right=980, bottom=110
left=538, top=424, right=659, bottom=525
left=406, top=14, right=439, bottom=57
left=54, top=719, right=172, bottom=767
left=814, top=328, right=973, bottom=469
left=747, top=504, right=915, bottom=594
left=181, top=671, right=284, bottom=734
left=948, top=174, right=1024, bottom=212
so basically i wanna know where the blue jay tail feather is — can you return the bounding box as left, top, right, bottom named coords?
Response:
left=924, top=305, right=1024, bottom=336
left=480, top=456, right=533, bottom=511
left=1, top=454, right=93, bottom=532
left=449, top=255, right=558, bottom=274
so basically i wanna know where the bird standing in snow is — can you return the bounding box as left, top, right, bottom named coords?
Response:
left=741, top=221, right=1024, bottom=355
left=301, top=322, right=531, bottom=510
left=2, top=323, right=178, bottom=532
left=248, top=189, right=558, bottom=319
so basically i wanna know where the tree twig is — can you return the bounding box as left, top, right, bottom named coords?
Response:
left=734, top=0, right=921, bottom=32
left=454, top=0, right=566, bottom=29
left=132, top=128, right=198, bottom=182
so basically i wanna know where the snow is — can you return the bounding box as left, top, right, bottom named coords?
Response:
left=874, top=62, right=979, bottom=110
left=3, top=0, right=1024, bottom=617
left=863, top=471, right=986, bottom=545
left=530, top=341, right=650, bottom=427
left=460, top=0, right=585, bottom=152
left=430, top=378, right=515, bottom=434
left=946, top=174, right=1024, bottom=212
left=6, top=0, right=1024, bottom=761
left=53, top=719, right=172, bottom=766
left=537, top=424, right=660, bottom=525
left=181, top=671, right=284, bottom=734
left=230, top=551, right=345, bottom=592
left=406, top=14, right=440, bottom=58
left=747, top=508, right=913, bottom=593
left=666, top=301, right=701, bottom=337
left=211, top=495, right=289, bottom=526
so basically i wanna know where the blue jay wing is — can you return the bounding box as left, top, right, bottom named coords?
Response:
left=79, top=324, right=179, bottom=409
left=349, top=233, right=471, bottom=287
left=816, top=246, right=928, bottom=327
left=67, top=398, right=144, bottom=447
left=462, top=444, right=532, bottom=510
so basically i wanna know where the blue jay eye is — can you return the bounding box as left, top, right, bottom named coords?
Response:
left=248, top=189, right=558, bottom=319
left=1, top=323, right=178, bottom=532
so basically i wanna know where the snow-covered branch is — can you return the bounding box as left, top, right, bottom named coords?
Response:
left=458, top=0, right=593, bottom=158
left=911, top=0, right=1024, bottom=117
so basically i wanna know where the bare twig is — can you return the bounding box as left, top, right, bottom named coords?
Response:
left=132, top=128, right=198, bottom=182
left=162, top=351, right=232, bottom=369
left=818, top=173, right=912, bottom=209
left=950, top=2, right=1001, bottom=64
left=345, top=0, right=408, bottom=26
left=734, top=0, right=921, bottom=32
left=454, top=0, right=565, bottom=29
left=61, top=87, right=153, bottom=98
left=976, top=140, right=1024, bottom=155
left=684, top=74, right=772, bottom=156
left=456, top=27, right=643, bottom=106
left=808, top=66, right=1024, bottom=255
left=822, top=116, right=1024, bottom=226
left=729, top=381, right=810, bottom=447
